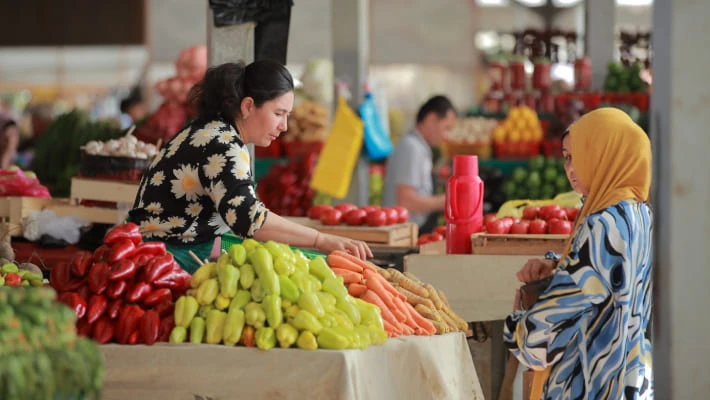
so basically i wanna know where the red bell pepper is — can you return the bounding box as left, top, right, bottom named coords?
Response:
left=116, top=305, right=145, bottom=344
left=133, top=241, right=167, bottom=258
left=4, top=272, right=21, bottom=287
left=153, top=266, right=191, bottom=292
left=131, top=253, right=153, bottom=271
left=108, top=259, right=137, bottom=281
left=92, top=316, right=115, bottom=344
left=240, top=325, right=255, bottom=347
left=70, top=251, right=93, bottom=278
left=86, top=294, right=108, bottom=324
left=92, top=244, right=112, bottom=263
left=58, top=292, right=87, bottom=319
left=106, top=280, right=128, bottom=300
left=104, top=222, right=142, bottom=246
left=144, top=253, right=175, bottom=283
left=128, top=330, right=141, bottom=345
left=50, top=262, right=72, bottom=292
left=139, top=310, right=160, bottom=345
left=126, top=282, right=152, bottom=303
left=143, top=288, right=172, bottom=307
left=157, top=315, right=175, bottom=342
left=88, top=262, right=110, bottom=295
left=76, top=317, right=93, bottom=337
left=153, top=299, right=174, bottom=317
left=77, top=285, right=92, bottom=304
left=107, top=299, right=123, bottom=319
left=107, top=238, right=136, bottom=263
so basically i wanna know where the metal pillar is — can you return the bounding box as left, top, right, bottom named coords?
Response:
left=206, top=5, right=256, bottom=172
left=332, top=0, right=370, bottom=206
left=651, top=1, right=710, bottom=398
left=584, top=0, right=616, bottom=89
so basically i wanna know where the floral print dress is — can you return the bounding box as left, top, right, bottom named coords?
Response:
left=129, top=118, right=268, bottom=246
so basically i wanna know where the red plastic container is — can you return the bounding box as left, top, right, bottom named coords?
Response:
left=488, top=62, right=507, bottom=91
left=574, top=57, right=592, bottom=91
left=508, top=61, right=527, bottom=91
left=532, top=62, right=551, bottom=90
left=445, top=155, right=484, bottom=254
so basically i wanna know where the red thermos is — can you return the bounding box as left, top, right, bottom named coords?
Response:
left=445, top=155, right=484, bottom=254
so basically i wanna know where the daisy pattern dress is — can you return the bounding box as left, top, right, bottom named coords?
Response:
left=504, top=200, right=654, bottom=399
left=129, top=118, right=268, bottom=245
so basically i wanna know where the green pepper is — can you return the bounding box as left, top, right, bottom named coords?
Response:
left=250, top=278, right=265, bottom=302
left=239, top=263, right=255, bottom=289
left=191, top=262, right=216, bottom=289
left=214, top=294, right=231, bottom=310
left=251, top=248, right=280, bottom=295
left=242, top=238, right=260, bottom=252
left=298, top=291, right=325, bottom=318
left=196, top=278, right=219, bottom=305
left=283, top=304, right=300, bottom=321
left=367, top=325, right=388, bottom=345
left=355, top=298, right=384, bottom=330
left=229, top=244, right=247, bottom=266
left=1, top=263, right=18, bottom=274
left=189, top=316, right=206, bottom=344
left=332, top=309, right=354, bottom=329
left=263, top=294, right=283, bottom=329
left=223, top=308, right=245, bottom=346
left=255, top=327, right=276, bottom=350
left=216, top=253, right=231, bottom=269
left=316, top=292, right=336, bottom=312
left=316, top=328, right=349, bottom=350
left=217, top=263, right=240, bottom=298
left=280, top=243, right=297, bottom=262
left=319, top=313, right=338, bottom=329
left=264, top=240, right=287, bottom=260
left=205, top=309, right=227, bottom=344
left=278, top=275, right=300, bottom=303
left=307, top=274, right=322, bottom=291
left=263, top=271, right=280, bottom=296
left=229, top=290, right=251, bottom=312
left=274, top=258, right=295, bottom=276
left=308, top=257, right=336, bottom=281
left=296, top=330, right=318, bottom=350
left=198, top=304, right=214, bottom=319
left=336, top=298, right=361, bottom=325
left=276, top=323, right=298, bottom=348
left=354, top=325, right=372, bottom=349
left=174, top=295, right=199, bottom=328
left=289, top=309, right=323, bottom=334
left=322, top=276, right=348, bottom=300
left=244, top=302, right=266, bottom=329
left=290, top=271, right=314, bottom=293
left=169, top=326, right=187, bottom=343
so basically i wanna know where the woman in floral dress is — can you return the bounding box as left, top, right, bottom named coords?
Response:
left=129, top=60, right=371, bottom=272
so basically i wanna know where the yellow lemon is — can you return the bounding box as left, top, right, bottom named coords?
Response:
left=493, top=126, right=507, bottom=141
left=508, top=130, right=522, bottom=142
left=508, top=107, right=521, bottom=120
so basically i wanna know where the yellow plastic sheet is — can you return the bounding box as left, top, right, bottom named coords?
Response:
left=496, top=191, right=583, bottom=218
left=310, top=97, right=364, bottom=199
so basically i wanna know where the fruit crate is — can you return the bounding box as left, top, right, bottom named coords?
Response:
left=79, top=152, right=152, bottom=183
left=470, top=233, right=568, bottom=255
left=493, top=141, right=542, bottom=159
left=0, top=197, right=52, bottom=238
left=70, top=177, right=140, bottom=206
left=287, top=217, right=419, bottom=247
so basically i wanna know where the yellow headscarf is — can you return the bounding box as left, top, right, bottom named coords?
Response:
left=528, top=107, right=652, bottom=399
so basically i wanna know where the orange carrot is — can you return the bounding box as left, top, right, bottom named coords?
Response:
left=403, top=302, right=436, bottom=335
left=383, top=319, right=401, bottom=337
left=332, top=250, right=377, bottom=272
left=401, top=324, right=414, bottom=336
left=364, top=269, right=406, bottom=301
left=392, top=296, right=418, bottom=329
left=365, top=276, right=406, bottom=322
left=326, top=254, right=364, bottom=273
left=331, top=268, right=363, bottom=284
left=347, top=282, right=368, bottom=297
left=361, top=289, right=399, bottom=327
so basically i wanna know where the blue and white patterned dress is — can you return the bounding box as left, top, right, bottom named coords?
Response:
left=504, top=200, right=654, bottom=399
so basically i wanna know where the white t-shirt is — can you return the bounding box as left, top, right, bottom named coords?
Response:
left=382, top=129, right=433, bottom=227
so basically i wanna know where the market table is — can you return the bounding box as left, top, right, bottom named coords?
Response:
left=100, top=332, right=483, bottom=400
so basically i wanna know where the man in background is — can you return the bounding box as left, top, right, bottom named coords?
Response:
left=119, top=88, right=147, bottom=129
left=383, top=95, right=456, bottom=232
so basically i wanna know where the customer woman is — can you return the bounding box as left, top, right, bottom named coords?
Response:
left=504, top=107, right=653, bottom=399
left=129, top=60, right=372, bottom=272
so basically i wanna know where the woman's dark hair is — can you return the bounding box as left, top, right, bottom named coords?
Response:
left=416, top=95, right=456, bottom=123
left=560, top=127, right=570, bottom=143
left=188, top=59, right=294, bottom=122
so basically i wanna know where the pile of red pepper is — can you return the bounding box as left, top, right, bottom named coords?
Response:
left=51, top=223, right=191, bottom=345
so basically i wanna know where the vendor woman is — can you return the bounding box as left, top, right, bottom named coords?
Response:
left=129, top=60, right=372, bottom=272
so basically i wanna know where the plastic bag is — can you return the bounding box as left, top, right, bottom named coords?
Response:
left=359, top=91, right=393, bottom=161
left=0, top=169, right=51, bottom=198
left=23, top=210, right=87, bottom=245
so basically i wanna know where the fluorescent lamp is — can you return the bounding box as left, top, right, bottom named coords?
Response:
left=616, top=0, right=653, bottom=5
left=515, top=0, right=547, bottom=6
left=476, top=0, right=509, bottom=6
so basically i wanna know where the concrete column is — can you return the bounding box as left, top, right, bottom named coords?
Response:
left=651, top=0, right=710, bottom=398
left=584, top=0, right=616, bottom=89
left=332, top=0, right=370, bottom=206
left=206, top=5, right=256, bottom=172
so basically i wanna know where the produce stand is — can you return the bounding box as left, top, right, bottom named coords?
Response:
left=471, top=233, right=567, bottom=256
left=0, top=196, right=52, bottom=238
left=99, top=333, right=483, bottom=400
left=288, top=217, right=419, bottom=247
left=69, top=177, right=140, bottom=206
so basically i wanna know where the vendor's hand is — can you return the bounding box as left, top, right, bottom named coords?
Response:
left=315, top=233, right=373, bottom=260
left=516, top=258, right=556, bottom=283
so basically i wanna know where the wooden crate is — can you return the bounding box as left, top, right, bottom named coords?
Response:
left=471, top=233, right=568, bottom=256
left=419, top=239, right=446, bottom=255
left=287, top=217, right=418, bottom=247
left=0, top=197, right=52, bottom=238
left=45, top=199, right=125, bottom=225
left=70, top=177, right=139, bottom=205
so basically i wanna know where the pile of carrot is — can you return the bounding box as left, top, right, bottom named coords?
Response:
left=326, top=250, right=436, bottom=337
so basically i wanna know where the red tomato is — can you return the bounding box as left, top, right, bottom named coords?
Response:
left=510, top=220, right=531, bottom=234
left=528, top=219, right=548, bottom=235
left=343, top=209, right=367, bottom=226
left=334, top=203, right=357, bottom=214
left=433, top=225, right=447, bottom=238
left=429, top=232, right=444, bottom=242
left=548, top=220, right=572, bottom=235
left=564, top=207, right=580, bottom=221
left=392, top=206, right=410, bottom=223
left=522, top=206, right=540, bottom=221
left=307, top=205, right=332, bottom=220
left=320, top=209, right=343, bottom=226
left=483, top=214, right=497, bottom=225
left=486, top=219, right=511, bottom=234
left=383, top=208, right=399, bottom=225
left=500, top=217, right=516, bottom=230
left=539, top=205, right=562, bottom=220
left=360, top=205, right=381, bottom=214
left=417, top=236, right=430, bottom=246
left=366, top=210, right=387, bottom=227
left=548, top=209, right=568, bottom=222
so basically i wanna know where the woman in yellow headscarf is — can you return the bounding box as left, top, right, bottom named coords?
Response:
left=504, top=108, right=654, bottom=399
